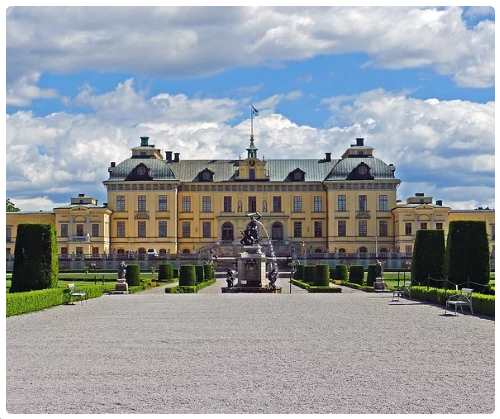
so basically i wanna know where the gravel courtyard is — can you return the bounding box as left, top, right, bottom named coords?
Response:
left=6, top=281, right=495, bottom=414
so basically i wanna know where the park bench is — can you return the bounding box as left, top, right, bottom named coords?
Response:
left=66, top=283, right=87, bottom=304
left=444, top=287, right=473, bottom=316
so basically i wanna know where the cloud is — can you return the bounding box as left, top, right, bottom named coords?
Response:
left=7, top=72, right=58, bottom=107
left=6, top=82, right=494, bottom=210
left=9, top=196, right=67, bottom=212
left=7, top=6, right=494, bottom=91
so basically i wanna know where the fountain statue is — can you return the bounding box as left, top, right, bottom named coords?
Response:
left=222, top=212, right=281, bottom=293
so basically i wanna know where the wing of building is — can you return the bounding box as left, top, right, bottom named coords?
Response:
left=6, top=136, right=495, bottom=259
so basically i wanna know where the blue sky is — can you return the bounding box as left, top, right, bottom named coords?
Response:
left=6, top=6, right=495, bottom=210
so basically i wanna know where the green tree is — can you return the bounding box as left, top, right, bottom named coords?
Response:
left=411, top=230, right=445, bottom=287
left=6, top=198, right=20, bottom=212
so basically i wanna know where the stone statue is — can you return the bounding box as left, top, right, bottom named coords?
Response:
left=240, top=212, right=261, bottom=246
left=226, top=268, right=235, bottom=288
left=268, top=266, right=278, bottom=290
left=118, top=261, right=127, bottom=279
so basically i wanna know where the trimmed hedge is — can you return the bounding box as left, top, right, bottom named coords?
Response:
left=366, top=265, right=377, bottom=287
left=409, top=286, right=494, bottom=318
left=173, top=278, right=217, bottom=294
left=195, top=265, right=205, bottom=284
left=294, top=264, right=304, bottom=280
left=173, top=268, right=179, bottom=278
left=342, top=282, right=375, bottom=292
left=179, top=265, right=196, bottom=286
left=412, top=230, right=445, bottom=287
left=158, top=264, right=174, bottom=281
left=446, top=221, right=490, bottom=292
left=303, top=266, right=316, bottom=284
left=315, top=264, right=330, bottom=286
left=126, top=264, right=141, bottom=286
left=349, top=265, right=364, bottom=285
left=203, top=263, right=213, bottom=280
left=290, top=278, right=341, bottom=293
left=334, top=264, right=348, bottom=282
left=11, top=224, right=59, bottom=292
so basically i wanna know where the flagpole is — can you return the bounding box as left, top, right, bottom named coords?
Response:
left=250, top=106, right=254, bottom=139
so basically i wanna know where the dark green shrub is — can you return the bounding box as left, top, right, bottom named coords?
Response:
left=329, top=267, right=335, bottom=280
left=445, top=221, right=490, bottom=292
left=411, top=230, right=445, bottom=287
left=158, top=264, right=173, bottom=281
left=315, top=264, right=330, bottom=286
left=303, top=266, right=316, bottom=284
left=195, top=265, right=205, bottom=284
left=11, top=224, right=58, bottom=292
left=367, top=264, right=380, bottom=286
left=179, top=265, right=196, bottom=286
left=308, top=286, right=342, bottom=293
left=295, top=264, right=304, bottom=280
left=349, top=265, right=364, bottom=285
left=173, top=268, right=179, bottom=278
left=203, top=263, right=213, bottom=280
left=125, top=264, right=141, bottom=286
left=334, top=264, right=348, bottom=282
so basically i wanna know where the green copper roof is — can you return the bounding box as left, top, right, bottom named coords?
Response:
left=325, top=157, right=396, bottom=180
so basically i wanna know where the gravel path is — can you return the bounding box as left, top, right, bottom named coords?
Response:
left=7, top=290, right=494, bottom=414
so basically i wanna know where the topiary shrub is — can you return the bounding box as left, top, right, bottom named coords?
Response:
left=349, top=265, right=364, bottom=285
left=126, top=264, right=141, bottom=286
left=303, top=265, right=316, bottom=284
left=334, top=264, right=348, bottom=282
left=366, top=264, right=381, bottom=286
left=179, top=265, right=196, bottom=286
left=445, top=221, right=490, bottom=292
left=203, top=263, right=213, bottom=280
left=411, top=230, right=445, bottom=287
left=173, top=268, right=179, bottom=278
left=329, top=267, right=335, bottom=280
left=11, top=224, right=59, bottom=292
left=295, top=264, right=304, bottom=280
left=315, top=264, right=330, bottom=286
left=195, top=265, right=205, bottom=284
left=158, top=263, right=173, bottom=281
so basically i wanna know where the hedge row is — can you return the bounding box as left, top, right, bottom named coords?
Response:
left=409, top=286, right=495, bottom=318
left=290, top=278, right=341, bottom=293
left=168, top=278, right=217, bottom=294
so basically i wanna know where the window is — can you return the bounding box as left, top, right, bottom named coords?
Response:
left=248, top=196, right=257, bottom=212
left=138, top=221, right=146, bottom=238
left=76, top=224, right=84, bottom=236
left=222, top=222, right=234, bottom=241
left=273, top=196, right=282, bottom=212
left=159, top=249, right=167, bottom=256
left=378, top=195, right=388, bottom=211
left=491, top=224, right=495, bottom=240
left=92, top=247, right=99, bottom=256
left=420, top=222, right=428, bottom=230
left=271, top=222, right=284, bottom=240
left=337, top=195, right=346, bottom=212
left=116, top=195, right=125, bottom=211
left=436, top=222, right=443, bottom=230
left=61, top=247, right=68, bottom=256
left=6, top=226, right=12, bottom=242
left=158, top=221, right=167, bottom=238
left=314, top=221, right=323, bottom=238
left=202, top=221, right=211, bottom=239
left=201, top=196, right=212, bottom=212
left=405, top=222, right=412, bottom=235
left=182, top=221, right=191, bottom=238
left=92, top=223, right=99, bottom=237
left=293, top=196, right=303, bottom=212
left=182, top=196, right=192, bottom=212
left=359, top=247, right=367, bottom=255
left=116, top=221, right=125, bottom=238
left=137, top=195, right=146, bottom=211
left=338, top=248, right=346, bottom=254
left=359, top=220, right=367, bottom=237
left=359, top=195, right=367, bottom=211
left=76, top=247, right=83, bottom=256
left=338, top=220, right=346, bottom=237
left=223, top=196, right=232, bottom=212
left=294, top=221, right=302, bottom=238
left=249, top=168, right=256, bottom=180
left=313, top=196, right=322, bottom=212
left=158, top=195, right=168, bottom=211
left=60, top=224, right=68, bottom=238
left=379, top=220, right=388, bottom=237
left=405, top=245, right=412, bottom=255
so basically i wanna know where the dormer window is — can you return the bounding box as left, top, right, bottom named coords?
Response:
left=286, top=168, right=305, bottom=182
left=347, top=162, right=374, bottom=180
left=125, top=163, right=153, bottom=181
left=197, top=168, right=214, bottom=182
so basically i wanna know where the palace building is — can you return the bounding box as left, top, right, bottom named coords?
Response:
left=6, top=136, right=495, bottom=259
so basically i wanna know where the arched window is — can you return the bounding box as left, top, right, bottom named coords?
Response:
left=314, top=248, right=323, bottom=254
left=159, top=248, right=167, bottom=256
left=221, top=222, right=234, bottom=241
left=138, top=247, right=146, bottom=254
left=182, top=248, right=190, bottom=254
left=271, top=222, right=284, bottom=241
left=358, top=247, right=367, bottom=257
left=379, top=247, right=388, bottom=254
left=117, top=248, right=125, bottom=255
left=338, top=248, right=346, bottom=254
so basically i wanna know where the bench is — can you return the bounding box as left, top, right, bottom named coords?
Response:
left=67, top=283, right=87, bottom=304
left=444, top=287, right=473, bottom=316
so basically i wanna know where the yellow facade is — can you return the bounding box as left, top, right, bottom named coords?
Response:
left=6, top=137, right=495, bottom=258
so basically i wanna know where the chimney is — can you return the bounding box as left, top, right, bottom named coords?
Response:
left=325, top=152, right=331, bottom=162
left=140, top=136, right=149, bottom=147
left=174, top=152, right=180, bottom=162
left=415, top=192, right=424, bottom=197
left=436, top=200, right=442, bottom=206
left=356, top=137, right=364, bottom=146
left=110, top=161, right=116, bottom=167
left=78, top=193, right=85, bottom=197
left=103, top=202, right=108, bottom=207
left=165, top=151, right=173, bottom=162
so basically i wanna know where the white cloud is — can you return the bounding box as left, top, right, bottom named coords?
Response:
left=7, top=72, right=58, bottom=107
left=10, top=196, right=67, bottom=212
left=6, top=82, right=494, bottom=210
left=6, top=6, right=494, bottom=90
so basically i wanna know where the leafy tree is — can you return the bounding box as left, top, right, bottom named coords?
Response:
left=411, top=230, right=445, bottom=287
left=6, top=198, right=20, bottom=212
